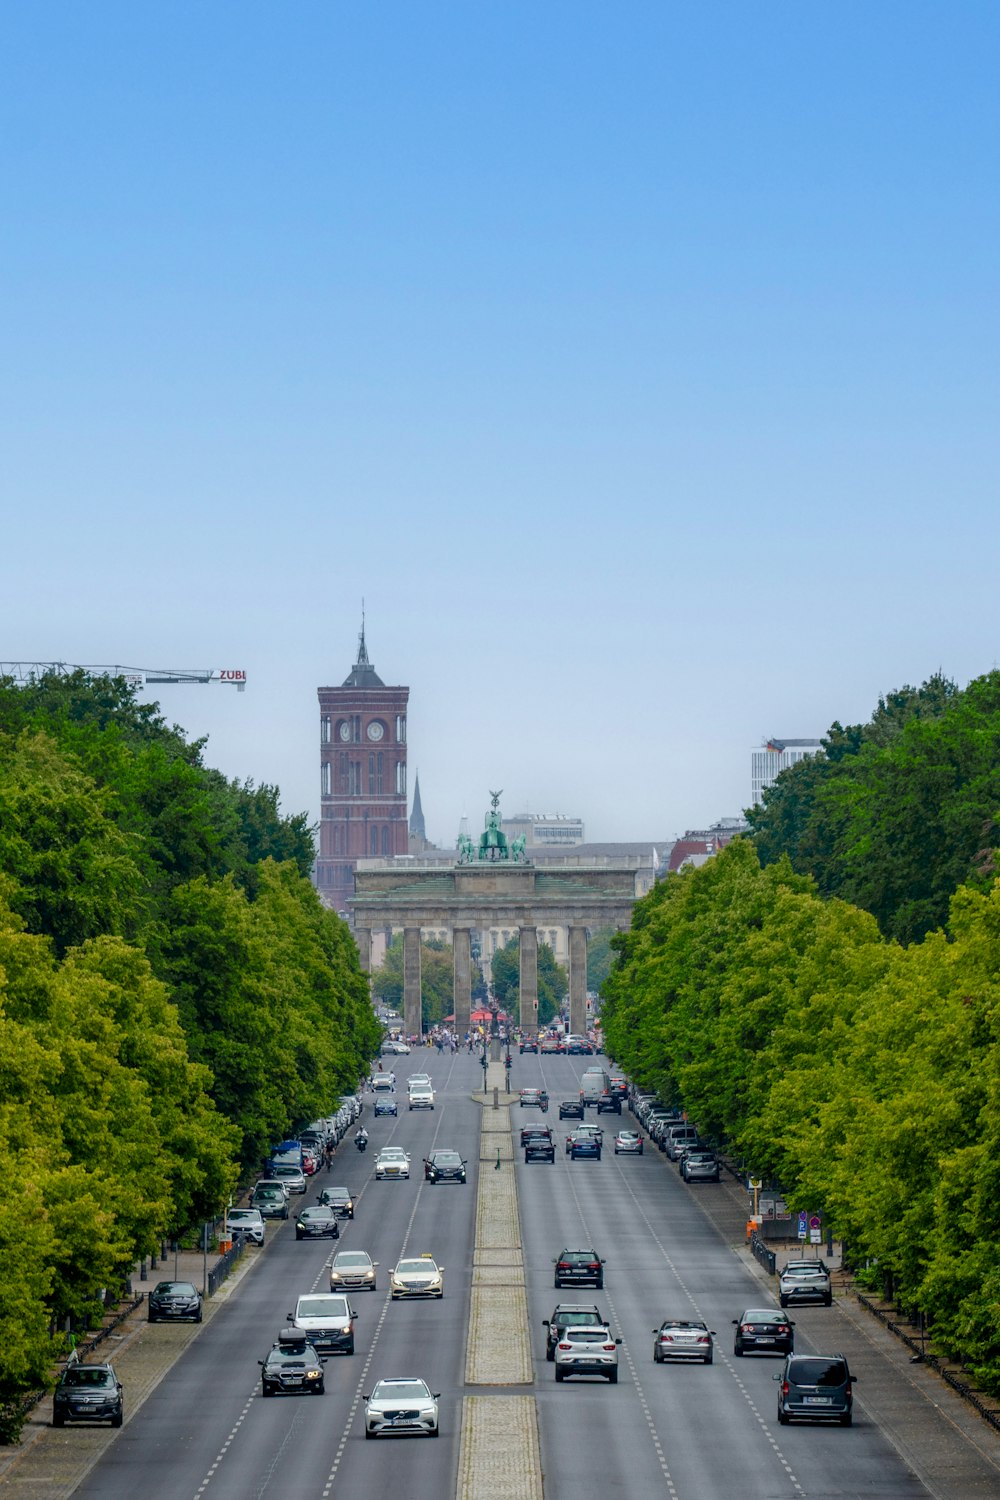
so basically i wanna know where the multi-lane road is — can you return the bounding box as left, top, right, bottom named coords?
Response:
left=69, top=1050, right=998, bottom=1500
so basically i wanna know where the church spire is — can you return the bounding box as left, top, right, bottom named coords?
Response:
left=409, top=771, right=426, bottom=838
left=356, top=602, right=370, bottom=667
left=341, top=606, right=385, bottom=689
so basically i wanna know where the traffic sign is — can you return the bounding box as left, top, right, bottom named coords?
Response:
left=809, top=1213, right=822, bottom=1245
left=797, top=1210, right=808, bottom=1241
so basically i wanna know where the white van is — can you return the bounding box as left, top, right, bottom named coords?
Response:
left=408, top=1085, right=435, bottom=1110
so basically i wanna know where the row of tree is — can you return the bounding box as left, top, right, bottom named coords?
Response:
left=603, top=835, right=1000, bottom=1394
left=0, top=673, right=380, bottom=1434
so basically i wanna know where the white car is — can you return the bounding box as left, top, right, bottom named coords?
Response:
left=364, top=1377, right=438, bottom=1439
left=554, top=1325, right=621, bottom=1383
left=407, top=1073, right=431, bottom=1087
left=225, top=1207, right=265, bottom=1246
left=390, top=1255, right=444, bottom=1299
left=371, top=1074, right=396, bottom=1093
left=408, top=1086, right=435, bottom=1110
left=375, top=1147, right=411, bottom=1180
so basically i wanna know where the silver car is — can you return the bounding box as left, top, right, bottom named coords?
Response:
left=364, top=1377, right=439, bottom=1438
left=375, top=1147, right=410, bottom=1180
left=779, top=1260, right=833, bottom=1308
left=554, top=1325, right=621, bottom=1383
left=269, top=1165, right=307, bottom=1194
left=390, top=1255, right=444, bottom=1299
left=652, top=1319, right=715, bottom=1363
left=225, top=1207, right=265, bottom=1246
left=613, top=1130, right=643, bottom=1155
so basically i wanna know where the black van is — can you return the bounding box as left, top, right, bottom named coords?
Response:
left=775, top=1353, right=857, bottom=1425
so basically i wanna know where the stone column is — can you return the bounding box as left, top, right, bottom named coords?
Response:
left=355, top=926, right=372, bottom=974
left=453, top=927, right=472, bottom=1035
left=519, top=925, right=538, bottom=1034
left=568, top=924, right=588, bottom=1036
left=403, top=927, right=422, bottom=1040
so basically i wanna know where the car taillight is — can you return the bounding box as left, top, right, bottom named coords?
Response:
left=781, top=1381, right=789, bottom=1396
left=589, top=1262, right=600, bottom=1270
left=697, top=1337, right=709, bottom=1344
left=603, top=1343, right=616, bottom=1351
left=778, top=1325, right=790, bottom=1335
left=558, top=1343, right=571, bottom=1350
left=557, top=1262, right=570, bottom=1271
left=660, top=1335, right=672, bottom=1342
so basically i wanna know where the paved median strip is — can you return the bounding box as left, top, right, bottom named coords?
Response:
left=459, top=1063, right=542, bottom=1500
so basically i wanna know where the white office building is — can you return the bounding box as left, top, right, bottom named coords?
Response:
left=751, top=739, right=823, bottom=806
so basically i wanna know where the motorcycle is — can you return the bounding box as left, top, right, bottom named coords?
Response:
left=354, top=1135, right=368, bottom=1153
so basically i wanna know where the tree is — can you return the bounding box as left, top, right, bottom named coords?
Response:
left=490, top=938, right=566, bottom=1026
left=369, top=934, right=455, bottom=1031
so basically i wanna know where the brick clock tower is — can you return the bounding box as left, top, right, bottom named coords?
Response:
left=314, top=628, right=409, bottom=914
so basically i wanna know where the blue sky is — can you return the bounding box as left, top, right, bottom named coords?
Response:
left=3, top=3, right=998, bottom=842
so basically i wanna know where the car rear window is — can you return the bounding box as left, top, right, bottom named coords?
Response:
left=790, top=1359, right=849, bottom=1386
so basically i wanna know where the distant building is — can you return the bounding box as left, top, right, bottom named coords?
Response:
left=501, top=812, right=585, bottom=848
left=665, top=817, right=747, bottom=874
left=314, top=626, right=409, bottom=914
left=751, top=739, right=823, bottom=807
left=409, top=772, right=433, bottom=854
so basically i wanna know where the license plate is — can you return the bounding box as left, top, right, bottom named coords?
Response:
left=804, top=1396, right=831, bottom=1405
left=389, top=1417, right=411, bottom=1426
left=756, top=1336, right=774, bottom=1343
left=286, top=1378, right=303, bottom=1385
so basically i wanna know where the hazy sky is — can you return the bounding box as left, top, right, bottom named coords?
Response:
left=3, top=4, right=998, bottom=845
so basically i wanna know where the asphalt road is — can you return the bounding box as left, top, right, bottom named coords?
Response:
left=74, top=1048, right=480, bottom=1500
left=67, top=1046, right=1000, bottom=1500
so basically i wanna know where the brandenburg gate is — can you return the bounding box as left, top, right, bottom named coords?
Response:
left=349, top=795, right=637, bottom=1037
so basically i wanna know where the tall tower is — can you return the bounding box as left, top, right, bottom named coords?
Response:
left=315, top=625, right=409, bottom=913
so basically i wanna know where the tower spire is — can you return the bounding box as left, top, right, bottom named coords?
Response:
left=409, top=770, right=426, bottom=839
left=357, top=600, right=369, bottom=666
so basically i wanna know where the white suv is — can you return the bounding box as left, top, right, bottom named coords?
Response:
left=408, top=1086, right=435, bottom=1110
left=779, top=1260, right=833, bottom=1307
left=554, top=1325, right=621, bottom=1383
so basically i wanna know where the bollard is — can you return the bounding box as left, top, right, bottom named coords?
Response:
left=139, top=1258, right=148, bottom=1282
left=493, top=1085, right=499, bottom=1110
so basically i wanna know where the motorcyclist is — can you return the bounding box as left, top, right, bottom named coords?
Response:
left=354, top=1126, right=369, bottom=1150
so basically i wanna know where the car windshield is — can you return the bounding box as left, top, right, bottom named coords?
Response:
left=229, top=1210, right=256, bottom=1220
left=327, top=1188, right=350, bottom=1198
left=434, top=1153, right=462, bottom=1164
left=335, top=1253, right=372, bottom=1268
left=372, top=1380, right=430, bottom=1401
left=790, top=1359, right=849, bottom=1386
left=396, top=1260, right=437, bottom=1274
left=562, top=1251, right=598, bottom=1263
left=660, top=1321, right=705, bottom=1331
left=63, top=1369, right=114, bottom=1388
left=566, top=1327, right=606, bottom=1341
left=153, top=1282, right=196, bottom=1294
left=745, top=1310, right=782, bottom=1322
left=557, top=1310, right=601, bottom=1324
left=297, top=1298, right=348, bottom=1317
left=380, top=1149, right=406, bottom=1160
left=272, top=1166, right=300, bottom=1177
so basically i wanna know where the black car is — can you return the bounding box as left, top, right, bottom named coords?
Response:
left=558, top=1099, right=585, bottom=1121
left=776, top=1353, right=856, bottom=1425
left=523, top=1127, right=555, bottom=1163
left=554, top=1248, right=605, bottom=1289
left=318, top=1186, right=355, bottom=1218
left=295, top=1206, right=341, bottom=1240
left=519, top=1036, right=538, bottom=1053
left=543, top=1303, right=606, bottom=1361
left=147, top=1281, right=203, bottom=1324
left=596, top=1092, right=622, bottom=1114
left=52, top=1364, right=124, bottom=1427
left=733, top=1308, right=795, bottom=1356
left=423, top=1149, right=467, bottom=1183
left=259, top=1331, right=326, bottom=1396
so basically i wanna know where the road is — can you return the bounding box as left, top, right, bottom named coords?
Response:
left=68, top=1047, right=998, bottom=1500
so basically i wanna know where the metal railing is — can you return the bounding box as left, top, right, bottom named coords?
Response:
left=207, top=1234, right=247, bottom=1298
left=749, top=1231, right=777, bottom=1276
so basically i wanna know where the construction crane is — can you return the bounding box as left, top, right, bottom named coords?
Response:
left=0, top=663, right=247, bottom=692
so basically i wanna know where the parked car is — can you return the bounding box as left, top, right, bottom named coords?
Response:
left=390, top=1254, right=444, bottom=1299
left=779, top=1260, right=833, bottom=1308
left=287, top=1293, right=356, bottom=1355
left=52, top=1363, right=124, bottom=1427
left=775, top=1353, right=856, bottom=1425
left=652, top=1319, right=715, bottom=1363
left=613, top=1130, right=643, bottom=1155
left=268, top=1164, right=307, bottom=1194
left=423, top=1150, right=467, bottom=1183
left=664, top=1125, right=700, bottom=1160
left=364, top=1378, right=438, bottom=1438
left=680, top=1150, right=720, bottom=1183
left=330, top=1250, right=378, bottom=1292
left=733, top=1308, right=795, bottom=1356
left=543, top=1303, right=606, bottom=1361
left=554, top=1325, right=621, bottom=1382
left=251, top=1187, right=289, bottom=1220
left=553, top=1248, right=605, bottom=1289
left=225, top=1208, right=265, bottom=1246
left=259, top=1330, right=326, bottom=1396
left=147, top=1281, right=203, bottom=1323
left=295, top=1206, right=341, bottom=1240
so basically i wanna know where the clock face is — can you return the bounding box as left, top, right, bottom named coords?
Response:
left=339, top=721, right=352, bottom=742
left=367, top=721, right=385, bottom=742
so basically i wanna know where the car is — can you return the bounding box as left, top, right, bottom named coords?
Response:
left=519, top=1035, right=538, bottom=1053
left=330, top=1250, right=379, bottom=1292
left=269, top=1164, right=308, bottom=1194
left=565, top=1035, right=591, bottom=1055
left=569, top=1133, right=602, bottom=1160
left=519, top=1088, right=549, bottom=1112
left=543, top=1303, right=606, bottom=1361
left=680, top=1150, right=720, bottom=1183
left=381, top=1039, right=410, bottom=1055
left=318, top=1186, right=355, bottom=1219
left=371, top=1074, right=396, bottom=1092
left=300, top=1147, right=320, bottom=1175
left=779, top=1260, right=833, bottom=1307
left=733, top=1308, right=795, bottom=1356
left=596, top=1092, right=622, bottom=1114
left=255, top=1176, right=290, bottom=1198
left=775, top=1353, right=857, bottom=1425
left=52, top=1363, right=124, bottom=1427
left=540, top=1035, right=563, bottom=1054
left=554, top=1325, right=621, bottom=1382
left=364, top=1377, right=439, bottom=1438
left=390, top=1254, right=444, bottom=1299
left=251, top=1187, right=289, bottom=1220
left=374, top=1096, right=398, bottom=1116
left=295, top=1206, right=342, bottom=1240
left=652, top=1319, right=715, bottom=1363
left=147, top=1281, right=203, bottom=1323
left=259, top=1330, right=326, bottom=1396
left=558, top=1099, right=585, bottom=1121
left=375, top=1147, right=410, bottom=1180
left=408, top=1085, right=435, bottom=1110
left=225, top=1207, right=266, bottom=1245
left=664, top=1126, right=700, bottom=1160
left=554, top=1248, right=605, bottom=1289
left=287, top=1293, right=356, bottom=1355
left=608, top=1074, right=628, bottom=1099
left=522, top=1127, right=555, bottom=1163
left=407, top=1072, right=432, bottom=1088
left=423, top=1150, right=467, bottom=1183
left=565, top=1124, right=603, bottom=1155
left=614, top=1130, right=643, bottom=1155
